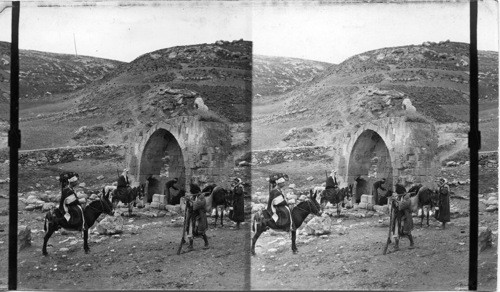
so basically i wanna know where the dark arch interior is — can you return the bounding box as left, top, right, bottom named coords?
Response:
left=347, top=130, right=393, bottom=204
left=140, top=129, right=185, bottom=203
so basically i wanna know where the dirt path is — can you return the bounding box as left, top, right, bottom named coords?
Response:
left=251, top=213, right=496, bottom=290
left=5, top=209, right=250, bottom=290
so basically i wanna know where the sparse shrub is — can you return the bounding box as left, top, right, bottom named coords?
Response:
left=194, top=109, right=229, bottom=124
left=390, top=110, right=434, bottom=124
left=442, top=149, right=469, bottom=165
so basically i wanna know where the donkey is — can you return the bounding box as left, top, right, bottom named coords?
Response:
left=320, top=184, right=353, bottom=217
left=203, top=184, right=230, bottom=227
left=106, top=185, right=144, bottom=216
left=251, top=190, right=321, bottom=255
left=414, top=186, right=439, bottom=227
left=43, top=189, right=114, bottom=255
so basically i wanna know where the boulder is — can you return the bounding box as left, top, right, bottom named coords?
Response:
left=478, top=226, right=493, bottom=252
left=25, top=205, right=37, bottom=211
left=485, top=205, right=498, bottom=212
left=289, top=184, right=296, bottom=189
left=42, top=203, right=55, bottom=212
left=373, top=205, right=389, bottom=214
left=18, top=225, right=31, bottom=250
left=165, top=204, right=181, bottom=214
left=304, top=216, right=332, bottom=236
left=252, top=203, right=266, bottom=213
left=95, top=215, right=124, bottom=235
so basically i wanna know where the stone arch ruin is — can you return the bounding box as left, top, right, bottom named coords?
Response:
left=126, top=116, right=233, bottom=198
left=334, top=117, right=439, bottom=200
left=347, top=129, right=393, bottom=202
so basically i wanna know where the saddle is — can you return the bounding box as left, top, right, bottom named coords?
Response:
left=263, top=209, right=292, bottom=232
left=55, top=205, right=85, bottom=230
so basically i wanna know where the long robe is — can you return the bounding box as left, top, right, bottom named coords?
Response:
left=187, top=193, right=208, bottom=236
left=58, top=186, right=81, bottom=225
left=435, top=184, right=451, bottom=223
left=230, top=184, right=245, bottom=222
left=267, top=188, right=291, bottom=229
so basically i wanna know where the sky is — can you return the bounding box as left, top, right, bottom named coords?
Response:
left=0, top=1, right=498, bottom=64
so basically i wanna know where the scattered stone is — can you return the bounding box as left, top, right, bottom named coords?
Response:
left=288, top=184, right=296, bottom=189
left=485, top=205, right=497, bottom=212
left=479, top=227, right=493, bottom=252
left=304, top=216, right=332, bottom=236
left=96, top=175, right=105, bottom=180
left=252, top=203, right=266, bottom=213
left=306, top=176, right=314, bottom=181
left=96, top=215, right=124, bottom=235
left=42, top=203, right=55, bottom=212
left=18, top=225, right=31, bottom=250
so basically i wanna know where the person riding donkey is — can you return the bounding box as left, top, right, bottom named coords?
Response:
left=57, top=175, right=84, bottom=226
left=266, top=177, right=294, bottom=232
left=115, top=168, right=132, bottom=202
left=183, top=183, right=209, bottom=251
left=390, top=183, right=415, bottom=251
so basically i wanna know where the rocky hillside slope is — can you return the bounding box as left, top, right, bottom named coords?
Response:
left=0, top=41, right=123, bottom=118
left=253, top=55, right=331, bottom=100
left=253, top=41, right=498, bottom=154
left=17, top=40, right=252, bottom=150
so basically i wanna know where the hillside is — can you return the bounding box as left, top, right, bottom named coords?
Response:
left=16, top=40, right=252, bottom=150
left=0, top=41, right=123, bottom=120
left=253, top=55, right=332, bottom=101
left=253, top=41, right=498, bottom=154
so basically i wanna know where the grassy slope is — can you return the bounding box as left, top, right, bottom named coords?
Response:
left=16, top=40, right=252, bottom=150
left=253, top=42, right=498, bottom=153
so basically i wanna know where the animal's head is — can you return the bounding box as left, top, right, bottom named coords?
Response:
left=101, top=189, right=115, bottom=216
left=317, top=188, right=329, bottom=207
left=430, top=189, right=439, bottom=207
left=133, top=184, right=145, bottom=200
left=308, top=189, right=322, bottom=216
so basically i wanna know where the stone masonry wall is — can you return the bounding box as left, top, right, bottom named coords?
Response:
left=251, top=146, right=331, bottom=166
left=18, top=144, right=124, bottom=167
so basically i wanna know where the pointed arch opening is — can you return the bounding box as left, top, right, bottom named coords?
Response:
left=347, top=130, right=393, bottom=204
left=139, top=128, right=186, bottom=203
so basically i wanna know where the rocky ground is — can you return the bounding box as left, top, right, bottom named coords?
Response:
left=0, top=157, right=252, bottom=290
left=250, top=161, right=498, bottom=290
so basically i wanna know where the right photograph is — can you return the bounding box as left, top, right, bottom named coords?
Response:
left=250, top=1, right=498, bottom=291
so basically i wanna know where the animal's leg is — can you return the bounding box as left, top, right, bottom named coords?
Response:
left=220, top=206, right=224, bottom=227
left=337, top=203, right=341, bottom=217
left=251, top=227, right=263, bottom=256
left=291, top=230, right=298, bottom=254
left=84, top=229, right=90, bottom=253
left=214, top=208, right=218, bottom=228
left=420, top=208, right=424, bottom=227
left=42, top=224, right=56, bottom=256
left=202, top=233, right=209, bottom=249
left=408, top=233, right=415, bottom=249
left=128, top=203, right=132, bottom=217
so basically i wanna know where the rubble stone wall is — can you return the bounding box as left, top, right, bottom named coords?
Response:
left=17, top=144, right=124, bottom=167
left=251, top=146, right=331, bottom=166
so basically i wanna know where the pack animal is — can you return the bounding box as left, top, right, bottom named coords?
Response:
left=320, top=184, right=353, bottom=216
left=109, top=185, right=144, bottom=216
left=202, top=184, right=230, bottom=227
left=42, top=189, right=114, bottom=255
left=410, top=185, right=439, bottom=227
left=251, top=190, right=321, bottom=255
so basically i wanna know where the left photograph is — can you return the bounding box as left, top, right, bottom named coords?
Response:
left=0, top=1, right=252, bottom=290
